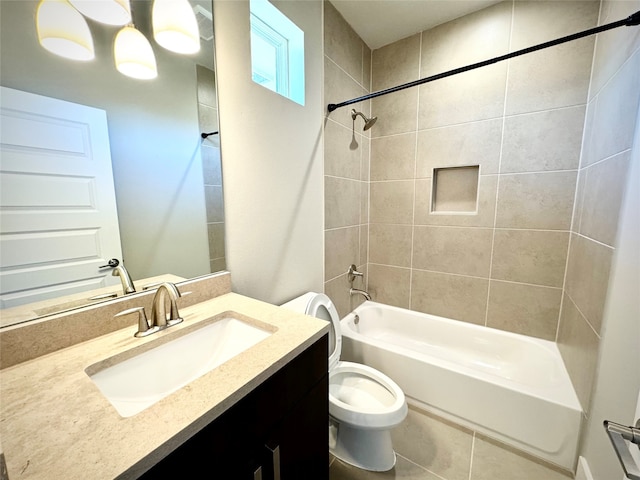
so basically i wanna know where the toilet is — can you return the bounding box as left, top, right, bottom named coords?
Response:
left=281, top=292, right=407, bottom=472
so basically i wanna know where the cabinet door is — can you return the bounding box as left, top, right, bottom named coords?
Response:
left=261, top=376, right=329, bottom=480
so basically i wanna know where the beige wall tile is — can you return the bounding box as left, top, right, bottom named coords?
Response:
left=204, top=185, right=224, bottom=223
left=501, top=106, right=585, bottom=173
left=360, top=136, right=370, bottom=182
left=510, top=1, right=599, bottom=49
left=420, top=2, right=512, bottom=76
left=557, top=293, right=600, bottom=412
left=506, top=38, right=594, bottom=115
left=201, top=145, right=221, bottom=186
left=590, top=0, right=640, bottom=97
left=491, top=230, right=569, bottom=287
left=370, top=132, right=416, bottom=180
left=413, top=226, right=493, bottom=277
left=506, top=1, right=598, bottom=115
left=369, top=224, right=412, bottom=268
left=325, top=176, right=361, bottom=229
left=325, top=227, right=360, bottom=281
left=392, top=406, right=474, bottom=480
left=363, top=43, right=372, bottom=91
left=359, top=224, right=369, bottom=266
left=411, top=270, right=489, bottom=325
left=470, top=435, right=572, bottom=480
left=564, top=233, right=613, bottom=334
left=325, top=57, right=368, bottom=129
left=360, top=179, right=369, bottom=224
left=196, top=64, right=217, bottom=108
left=368, top=264, right=410, bottom=308
left=372, top=33, right=421, bottom=91
left=371, top=89, right=419, bottom=137
left=578, top=152, right=631, bottom=246
left=370, top=180, right=415, bottom=224
left=415, top=176, right=498, bottom=228
left=416, top=119, right=502, bottom=177
left=324, top=119, right=363, bottom=180
left=487, top=281, right=562, bottom=340
left=495, top=172, right=577, bottom=230
left=324, top=1, right=364, bottom=86
left=207, top=223, right=225, bottom=259
left=583, top=51, right=640, bottom=166
left=418, top=64, right=507, bottom=129
left=325, top=273, right=351, bottom=319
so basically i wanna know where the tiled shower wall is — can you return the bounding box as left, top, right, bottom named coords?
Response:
left=366, top=0, right=599, bottom=343
left=324, top=0, right=639, bottom=418
left=558, top=0, right=640, bottom=417
left=196, top=65, right=226, bottom=273
left=323, top=1, right=372, bottom=315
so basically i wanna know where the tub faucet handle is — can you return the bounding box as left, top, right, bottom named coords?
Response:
left=348, top=264, right=364, bottom=284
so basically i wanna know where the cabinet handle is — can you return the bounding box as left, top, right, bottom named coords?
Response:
left=268, top=445, right=281, bottom=480
left=253, top=466, right=262, bottom=480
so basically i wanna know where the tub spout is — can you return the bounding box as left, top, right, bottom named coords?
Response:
left=350, top=288, right=371, bottom=301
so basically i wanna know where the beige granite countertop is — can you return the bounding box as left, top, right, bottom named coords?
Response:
left=0, top=292, right=328, bottom=479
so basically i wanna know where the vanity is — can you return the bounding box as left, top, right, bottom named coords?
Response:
left=0, top=272, right=329, bottom=479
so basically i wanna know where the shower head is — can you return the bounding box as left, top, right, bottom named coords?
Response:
left=351, top=109, right=377, bottom=131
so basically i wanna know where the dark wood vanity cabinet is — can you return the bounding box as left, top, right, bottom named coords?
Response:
left=139, top=334, right=329, bottom=480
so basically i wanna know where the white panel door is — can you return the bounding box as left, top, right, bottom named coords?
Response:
left=0, top=86, right=123, bottom=308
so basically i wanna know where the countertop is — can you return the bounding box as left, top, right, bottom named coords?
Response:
left=0, top=292, right=328, bottom=479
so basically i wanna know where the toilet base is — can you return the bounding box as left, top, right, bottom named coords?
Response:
left=329, top=419, right=397, bottom=472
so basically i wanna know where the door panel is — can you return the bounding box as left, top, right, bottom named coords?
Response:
left=0, top=87, right=123, bottom=308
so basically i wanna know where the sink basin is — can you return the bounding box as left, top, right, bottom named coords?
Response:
left=86, top=315, right=274, bottom=417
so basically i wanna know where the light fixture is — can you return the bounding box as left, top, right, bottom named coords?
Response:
left=36, top=0, right=95, bottom=61
left=114, top=25, right=158, bottom=80
left=69, top=0, right=131, bottom=26
left=152, top=0, right=200, bottom=54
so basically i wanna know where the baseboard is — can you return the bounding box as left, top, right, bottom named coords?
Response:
left=575, top=456, right=594, bottom=480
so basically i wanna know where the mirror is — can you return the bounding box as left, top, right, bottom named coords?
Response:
left=0, top=0, right=225, bottom=326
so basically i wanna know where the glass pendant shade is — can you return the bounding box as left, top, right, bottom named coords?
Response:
left=114, top=26, right=158, bottom=80
left=69, top=0, right=131, bottom=26
left=36, top=0, right=95, bottom=61
left=152, top=0, right=200, bottom=54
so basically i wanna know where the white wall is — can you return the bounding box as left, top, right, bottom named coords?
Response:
left=213, top=0, right=324, bottom=304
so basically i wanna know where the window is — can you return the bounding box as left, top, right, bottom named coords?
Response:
left=250, top=0, right=304, bottom=106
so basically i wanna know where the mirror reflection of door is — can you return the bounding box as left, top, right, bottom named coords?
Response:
left=0, top=86, right=123, bottom=308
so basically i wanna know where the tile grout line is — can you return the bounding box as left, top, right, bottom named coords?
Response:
left=468, top=431, right=477, bottom=480
left=408, top=31, right=423, bottom=311
left=484, top=0, right=515, bottom=328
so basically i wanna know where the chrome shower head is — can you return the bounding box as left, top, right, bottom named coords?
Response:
left=351, top=109, right=377, bottom=131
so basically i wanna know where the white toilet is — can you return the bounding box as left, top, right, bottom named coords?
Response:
left=282, top=292, right=408, bottom=472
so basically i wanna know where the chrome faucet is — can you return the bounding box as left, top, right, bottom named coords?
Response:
left=350, top=288, right=371, bottom=301
left=114, top=282, right=183, bottom=338
left=150, top=282, right=183, bottom=328
left=347, top=264, right=372, bottom=301
left=99, top=258, right=136, bottom=295
left=113, top=264, right=136, bottom=295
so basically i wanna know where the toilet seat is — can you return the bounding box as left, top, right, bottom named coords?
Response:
left=329, top=361, right=407, bottom=430
left=282, top=292, right=407, bottom=429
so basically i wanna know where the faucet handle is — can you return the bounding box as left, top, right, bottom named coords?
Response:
left=347, top=264, right=364, bottom=284
left=115, top=307, right=159, bottom=338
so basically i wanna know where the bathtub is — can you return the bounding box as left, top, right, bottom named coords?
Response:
left=340, top=301, right=583, bottom=470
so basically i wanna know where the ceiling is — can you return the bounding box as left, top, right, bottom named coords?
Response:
left=330, top=0, right=502, bottom=50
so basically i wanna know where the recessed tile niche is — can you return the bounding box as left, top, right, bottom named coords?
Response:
left=431, top=166, right=480, bottom=213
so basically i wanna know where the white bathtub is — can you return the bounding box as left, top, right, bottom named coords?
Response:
left=340, top=301, right=583, bottom=470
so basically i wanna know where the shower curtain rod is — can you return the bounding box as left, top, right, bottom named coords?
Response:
left=327, top=10, right=640, bottom=113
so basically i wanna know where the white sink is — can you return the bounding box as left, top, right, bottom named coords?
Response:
left=86, top=316, right=273, bottom=417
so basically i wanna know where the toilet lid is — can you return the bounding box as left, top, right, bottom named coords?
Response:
left=304, top=293, right=342, bottom=371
